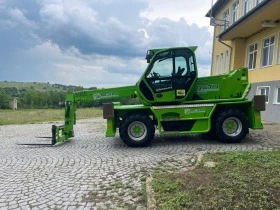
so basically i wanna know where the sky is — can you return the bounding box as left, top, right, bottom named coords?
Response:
left=0, top=0, right=215, bottom=88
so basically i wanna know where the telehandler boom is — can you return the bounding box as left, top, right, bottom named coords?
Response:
left=22, top=46, right=266, bottom=147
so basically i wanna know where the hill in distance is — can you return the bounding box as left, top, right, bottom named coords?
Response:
left=0, top=81, right=95, bottom=93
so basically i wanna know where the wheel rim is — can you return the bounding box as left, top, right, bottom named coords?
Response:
left=128, top=121, right=147, bottom=141
left=222, top=117, right=242, bottom=137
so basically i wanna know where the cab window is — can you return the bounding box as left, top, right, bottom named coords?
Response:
left=175, top=56, right=187, bottom=76
left=189, top=56, right=195, bottom=73
left=147, top=54, right=173, bottom=78
left=145, top=49, right=196, bottom=93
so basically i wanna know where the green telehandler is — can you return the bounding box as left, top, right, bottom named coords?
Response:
left=20, top=46, right=265, bottom=147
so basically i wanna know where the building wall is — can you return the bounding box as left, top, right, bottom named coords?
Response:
left=211, top=0, right=238, bottom=74
left=9, top=98, right=17, bottom=110
left=232, top=39, right=246, bottom=69
left=210, top=0, right=280, bottom=122
left=246, top=27, right=280, bottom=83
left=210, top=0, right=274, bottom=75
left=211, top=29, right=232, bottom=75
left=248, top=80, right=280, bottom=122
left=211, top=24, right=232, bottom=75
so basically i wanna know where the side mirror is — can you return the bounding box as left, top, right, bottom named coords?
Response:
left=146, top=57, right=150, bottom=63
left=145, top=50, right=152, bottom=63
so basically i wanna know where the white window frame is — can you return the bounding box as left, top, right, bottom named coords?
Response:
left=224, top=50, right=229, bottom=73
left=222, top=9, right=229, bottom=31
left=246, top=42, right=258, bottom=70
left=220, top=53, right=224, bottom=73
left=256, top=86, right=270, bottom=103
left=274, top=87, right=280, bottom=104
left=216, top=55, right=220, bottom=75
left=242, top=0, right=250, bottom=15
left=261, top=35, right=275, bottom=67
left=255, top=0, right=264, bottom=7
left=232, top=1, right=239, bottom=24
left=277, top=32, right=280, bottom=64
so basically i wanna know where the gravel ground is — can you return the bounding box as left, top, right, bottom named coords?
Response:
left=0, top=118, right=279, bottom=210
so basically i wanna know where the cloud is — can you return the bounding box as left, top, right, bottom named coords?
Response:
left=35, top=0, right=146, bottom=57
left=138, top=28, right=150, bottom=39
left=0, top=0, right=213, bottom=87
left=140, top=18, right=213, bottom=65
left=140, top=0, right=213, bottom=27
left=9, top=8, right=37, bottom=29
left=18, top=41, right=146, bottom=87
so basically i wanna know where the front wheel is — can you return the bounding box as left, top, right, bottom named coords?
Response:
left=120, top=114, right=155, bottom=147
left=214, top=109, right=249, bottom=143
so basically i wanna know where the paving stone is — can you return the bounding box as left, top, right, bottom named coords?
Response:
left=7, top=204, right=18, bottom=209
left=0, top=118, right=278, bottom=209
left=8, top=201, right=17, bottom=206
left=0, top=204, right=6, bottom=208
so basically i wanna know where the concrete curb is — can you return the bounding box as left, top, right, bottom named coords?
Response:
left=146, top=175, right=157, bottom=210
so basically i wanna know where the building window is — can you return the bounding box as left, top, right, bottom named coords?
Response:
left=275, top=87, right=280, bottom=104
left=216, top=55, right=219, bottom=75
left=255, top=0, right=264, bottom=6
left=247, top=43, right=258, bottom=70
left=261, top=35, right=275, bottom=67
left=222, top=9, right=229, bottom=31
left=277, top=32, right=280, bottom=64
left=232, top=1, right=239, bottom=24
left=257, top=86, right=270, bottom=103
left=224, top=50, right=229, bottom=73
left=243, top=0, right=250, bottom=15
left=220, top=53, right=224, bottom=73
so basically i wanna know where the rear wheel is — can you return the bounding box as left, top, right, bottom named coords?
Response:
left=214, top=109, right=249, bottom=143
left=120, top=114, right=155, bottom=147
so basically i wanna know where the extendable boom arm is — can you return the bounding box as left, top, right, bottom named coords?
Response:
left=53, top=85, right=137, bottom=144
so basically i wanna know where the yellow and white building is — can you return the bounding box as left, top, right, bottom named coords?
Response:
left=206, top=0, right=280, bottom=122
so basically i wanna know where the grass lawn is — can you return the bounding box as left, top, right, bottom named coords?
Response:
left=0, top=108, right=102, bottom=125
left=152, top=150, right=280, bottom=210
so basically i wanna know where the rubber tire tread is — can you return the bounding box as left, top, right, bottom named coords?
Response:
left=120, top=114, right=155, bottom=147
left=214, top=109, right=249, bottom=143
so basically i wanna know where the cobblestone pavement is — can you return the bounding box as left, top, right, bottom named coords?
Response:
left=0, top=118, right=279, bottom=210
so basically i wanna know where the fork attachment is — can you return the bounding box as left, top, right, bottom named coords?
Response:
left=17, top=124, right=74, bottom=146
left=18, top=96, right=76, bottom=146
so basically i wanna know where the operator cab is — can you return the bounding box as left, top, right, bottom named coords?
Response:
left=139, top=47, right=197, bottom=104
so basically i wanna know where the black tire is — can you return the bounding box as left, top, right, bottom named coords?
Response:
left=200, top=129, right=215, bottom=140
left=120, top=114, right=155, bottom=147
left=214, top=109, right=249, bottom=143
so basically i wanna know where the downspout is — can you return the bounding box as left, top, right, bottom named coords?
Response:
left=218, top=37, right=232, bottom=71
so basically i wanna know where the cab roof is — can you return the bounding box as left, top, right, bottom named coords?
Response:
left=148, top=46, right=197, bottom=55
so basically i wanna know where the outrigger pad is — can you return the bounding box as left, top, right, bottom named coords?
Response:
left=254, top=95, right=266, bottom=112
left=103, top=103, right=114, bottom=119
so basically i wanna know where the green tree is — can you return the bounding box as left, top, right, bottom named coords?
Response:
left=0, top=90, right=9, bottom=109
